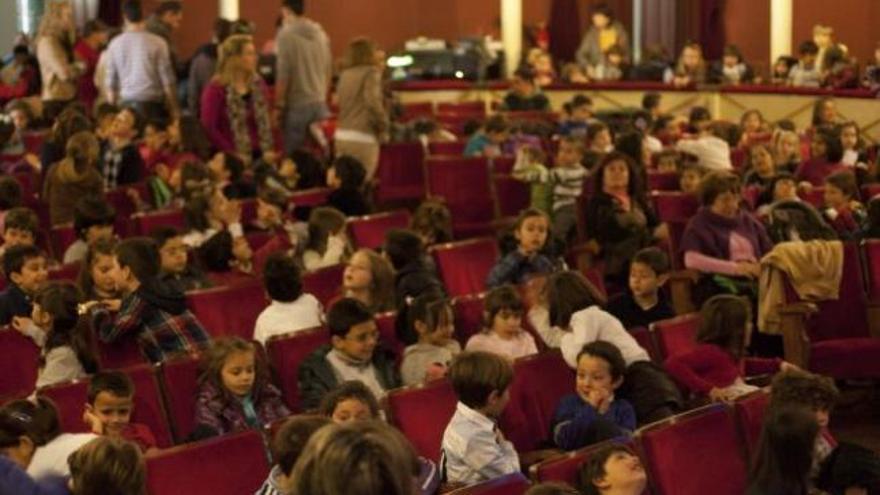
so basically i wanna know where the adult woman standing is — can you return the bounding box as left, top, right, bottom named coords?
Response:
left=201, top=34, right=276, bottom=164
left=36, top=0, right=80, bottom=121
left=334, top=37, right=389, bottom=183
left=575, top=3, right=630, bottom=71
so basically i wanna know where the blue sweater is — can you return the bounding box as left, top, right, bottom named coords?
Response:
left=551, top=393, right=637, bottom=450
left=485, top=251, right=557, bottom=288
left=0, top=457, right=69, bottom=495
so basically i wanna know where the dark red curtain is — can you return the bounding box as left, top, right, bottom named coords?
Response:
left=548, top=0, right=582, bottom=63
left=98, top=0, right=122, bottom=27
left=676, top=0, right=726, bottom=60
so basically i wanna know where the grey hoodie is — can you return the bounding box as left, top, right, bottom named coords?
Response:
left=275, top=17, right=332, bottom=106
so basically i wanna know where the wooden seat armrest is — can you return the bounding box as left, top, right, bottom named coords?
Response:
left=777, top=302, right=817, bottom=369
left=667, top=269, right=700, bottom=315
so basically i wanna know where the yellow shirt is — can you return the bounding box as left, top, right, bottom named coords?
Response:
left=599, top=29, right=618, bottom=54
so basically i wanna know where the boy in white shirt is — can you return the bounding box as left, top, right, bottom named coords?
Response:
left=441, top=351, right=520, bottom=485
left=253, top=252, right=323, bottom=345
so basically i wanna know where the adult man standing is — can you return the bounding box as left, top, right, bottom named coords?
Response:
left=104, top=0, right=178, bottom=120
left=275, top=0, right=332, bottom=154
left=146, top=1, right=185, bottom=76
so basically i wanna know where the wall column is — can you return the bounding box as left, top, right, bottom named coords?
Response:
left=770, top=0, right=792, bottom=63
left=500, top=0, right=522, bottom=77
left=219, top=0, right=239, bottom=20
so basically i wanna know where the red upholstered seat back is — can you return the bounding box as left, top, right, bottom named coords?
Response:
left=425, top=156, right=496, bottom=238
left=400, top=102, right=435, bottom=121
left=432, top=238, right=499, bottom=297
left=50, top=224, right=77, bottom=259
left=48, top=262, right=80, bottom=283
left=0, top=329, right=40, bottom=399
left=630, top=326, right=661, bottom=363
left=493, top=175, right=530, bottom=217
left=287, top=187, right=332, bottom=209
left=530, top=438, right=635, bottom=485
left=863, top=240, right=880, bottom=300
left=186, top=281, right=267, bottom=338
left=266, top=327, right=328, bottom=411
left=798, top=186, right=825, bottom=208
left=132, top=209, right=185, bottom=236
left=145, top=430, right=270, bottom=495
left=733, top=391, right=770, bottom=461
left=437, top=101, right=486, bottom=116
left=452, top=293, right=486, bottom=345
left=348, top=210, right=413, bottom=250
left=490, top=155, right=516, bottom=174
left=39, top=364, right=173, bottom=447
left=446, top=473, right=531, bottom=495
left=638, top=404, right=747, bottom=495
left=301, top=263, right=345, bottom=308
left=647, top=171, right=679, bottom=191
left=651, top=191, right=699, bottom=269
left=386, top=379, right=457, bottom=463
left=158, top=355, right=201, bottom=442
left=375, top=311, right=404, bottom=358
left=651, top=313, right=700, bottom=361
left=428, top=141, right=467, bottom=156
left=375, top=142, right=426, bottom=203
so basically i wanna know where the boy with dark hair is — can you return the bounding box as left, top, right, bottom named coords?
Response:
left=465, top=115, right=510, bottom=157
left=253, top=252, right=322, bottom=345
left=84, top=237, right=210, bottom=363
left=385, top=228, right=445, bottom=344
left=208, top=151, right=256, bottom=199
left=577, top=443, right=647, bottom=495
left=325, top=155, right=369, bottom=216
left=82, top=371, right=158, bottom=452
left=100, top=106, right=145, bottom=189
left=297, top=297, right=399, bottom=411
left=64, top=197, right=116, bottom=264
left=197, top=230, right=254, bottom=282
left=441, top=350, right=519, bottom=484
left=0, top=206, right=38, bottom=258
left=559, top=94, right=594, bottom=137
left=606, top=247, right=675, bottom=329
left=502, top=66, right=550, bottom=111
left=0, top=244, right=48, bottom=324
left=150, top=226, right=212, bottom=291
left=257, top=415, right=332, bottom=495
left=789, top=40, right=822, bottom=88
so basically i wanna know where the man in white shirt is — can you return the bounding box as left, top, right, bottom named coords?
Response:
left=253, top=253, right=323, bottom=345
left=676, top=109, right=732, bottom=171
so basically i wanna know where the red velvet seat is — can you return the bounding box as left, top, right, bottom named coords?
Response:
left=651, top=313, right=700, bottom=361
left=630, top=326, right=661, bottom=363
left=106, top=183, right=150, bottom=237
left=431, top=238, right=499, bottom=297
left=446, top=473, right=530, bottom=495
left=490, top=155, right=516, bottom=174
left=637, top=404, right=747, bottom=495
left=425, top=156, right=496, bottom=238
left=0, top=329, right=40, bottom=399
left=529, top=437, right=635, bottom=484
left=385, top=379, right=457, bottom=462
left=90, top=323, right=148, bottom=370
left=503, top=111, right=560, bottom=125
left=301, top=263, right=345, bottom=308
left=798, top=187, right=825, bottom=208
left=132, top=209, right=185, bottom=236
left=862, top=239, right=880, bottom=299
left=347, top=210, right=412, bottom=250
left=145, top=430, right=270, bottom=495
left=861, top=183, right=880, bottom=200
left=452, top=292, right=487, bottom=345
left=500, top=350, right=574, bottom=452
left=400, top=101, right=435, bottom=121
left=38, top=364, right=173, bottom=447
left=265, top=327, right=328, bottom=411
left=239, top=198, right=257, bottom=226
left=436, top=101, right=486, bottom=116
left=428, top=141, right=466, bottom=156
left=244, top=231, right=274, bottom=252
left=375, top=142, right=426, bottom=204
left=287, top=187, right=332, bottom=209
left=157, top=354, right=201, bottom=442
left=186, top=281, right=267, bottom=339
left=647, top=171, right=679, bottom=191
left=733, top=391, right=770, bottom=461
left=436, top=113, right=477, bottom=137
left=48, top=262, right=81, bottom=283
left=493, top=175, right=530, bottom=218
left=375, top=311, right=404, bottom=357
left=50, top=224, right=76, bottom=260
left=780, top=242, right=880, bottom=378
left=651, top=192, right=699, bottom=270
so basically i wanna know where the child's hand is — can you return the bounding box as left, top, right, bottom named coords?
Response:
left=586, top=388, right=608, bottom=410
left=221, top=200, right=242, bottom=226
left=736, top=261, right=761, bottom=279
left=709, top=387, right=736, bottom=403
left=83, top=409, right=105, bottom=435
left=103, top=299, right=122, bottom=312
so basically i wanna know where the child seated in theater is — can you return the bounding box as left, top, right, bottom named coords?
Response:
left=325, top=155, right=370, bottom=216
left=788, top=40, right=822, bottom=88
left=558, top=95, right=594, bottom=138
left=0, top=206, right=37, bottom=258
left=797, top=127, right=846, bottom=187
left=207, top=151, right=256, bottom=200
left=839, top=121, right=869, bottom=170
left=401, top=292, right=461, bottom=386
left=82, top=371, right=158, bottom=453
left=584, top=122, right=614, bottom=170
left=771, top=56, right=797, bottom=85
left=298, top=298, right=400, bottom=411
left=182, top=188, right=244, bottom=248
left=319, top=380, right=381, bottom=423
left=822, top=170, right=866, bottom=240
left=486, top=208, right=558, bottom=288
left=66, top=436, right=146, bottom=495
left=84, top=237, right=211, bottom=363
left=100, top=106, right=144, bottom=189
left=709, top=44, right=754, bottom=85
left=342, top=248, right=396, bottom=313
left=0, top=244, right=48, bottom=325
left=410, top=199, right=453, bottom=247
left=151, top=226, right=212, bottom=291
left=539, top=271, right=683, bottom=423
left=654, top=150, right=680, bottom=174
left=465, top=115, right=510, bottom=157
left=551, top=341, right=636, bottom=451
left=665, top=295, right=794, bottom=402
left=257, top=415, right=332, bottom=495
left=501, top=66, right=550, bottom=111
left=198, top=230, right=255, bottom=283
left=441, top=350, right=519, bottom=484
left=675, top=108, right=732, bottom=171
left=577, top=443, right=648, bottom=495
left=253, top=252, right=323, bottom=346
left=302, top=206, right=350, bottom=272
left=13, top=282, right=96, bottom=390
left=385, top=227, right=445, bottom=315
left=77, top=238, right=121, bottom=301
left=742, top=144, right=778, bottom=191
left=250, top=186, right=298, bottom=241
left=194, top=336, right=290, bottom=436
left=140, top=116, right=174, bottom=175
left=64, top=197, right=116, bottom=264
left=668, top=42, right=706, bottom=88
left=678, top=161, right=705, bottom=196
left=466, top=285, right=538, bottom=360
left=588, top=46, right=626, bottom=82
left=606, top=247, right=674, bottom=329
left=0, top=176, right=23, bottom=229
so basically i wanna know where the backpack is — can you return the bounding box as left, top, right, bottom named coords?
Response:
left=766, top=199, right=838, bottom=243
